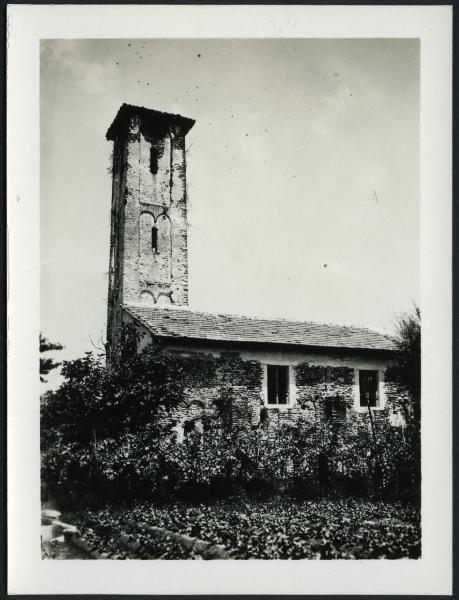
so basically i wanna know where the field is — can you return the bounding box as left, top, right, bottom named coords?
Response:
left=71, top=498, right=421, bottom=560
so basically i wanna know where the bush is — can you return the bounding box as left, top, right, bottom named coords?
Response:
left=41, top=325, right=420, bottom=506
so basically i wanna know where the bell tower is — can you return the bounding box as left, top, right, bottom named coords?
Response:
left=106, top=104, right=195, bottom=356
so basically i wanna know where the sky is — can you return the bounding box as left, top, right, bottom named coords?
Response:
left=40, top=38, right=419, bottom=387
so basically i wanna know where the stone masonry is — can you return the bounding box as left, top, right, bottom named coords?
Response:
left=106, top=105, right=195, bottom=358
left=157, top=349, right=401, bottom=443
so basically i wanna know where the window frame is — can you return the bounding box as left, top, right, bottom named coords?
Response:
left=262, top=363, right=296, bottom=409
left=353, top=368, right=386, bottom=412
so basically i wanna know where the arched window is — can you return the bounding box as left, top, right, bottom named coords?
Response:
left=155, top=214, right=172, bottom=283
left=139, top=212, right=155, bottom=255
left=151, top=226, right=158, bottom=253
left=156, top=214, right=171, bottom=254
left=138, top=211, right=171, bottom=285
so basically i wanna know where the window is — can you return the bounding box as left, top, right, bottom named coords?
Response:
left=359, top=369, right=379, bottom=407
left=267, top=365, right=290, bottom=406
left=151, top=226, right=158, bottom=252
left=324, top=398, right=346, bottom=421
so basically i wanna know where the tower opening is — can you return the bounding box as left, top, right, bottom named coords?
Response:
left=151, top=226, right=158, bottom=253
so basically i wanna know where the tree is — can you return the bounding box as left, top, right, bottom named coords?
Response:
left=40, top=325, right=189, bottom=502
left=40, top=334, right=64, bottom=382
left=385, top=306, right=421, bottom=500
left=387, top=306, right=421, bottom=425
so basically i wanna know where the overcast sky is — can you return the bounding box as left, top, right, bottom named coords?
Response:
left=40, top=38, right=419, bottom=385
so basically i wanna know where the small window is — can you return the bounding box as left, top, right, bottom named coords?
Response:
left=324, top=398, right=346, bottom=421
left=359, top=369, right=379, bottom=407
left=151, top=226, right=158, bottom=252
left=150, top=147, right=159, bottom=175
left=267, top=365, right=289, bottom=406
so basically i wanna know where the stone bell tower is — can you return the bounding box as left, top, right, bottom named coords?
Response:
left=105, top=104, right=195, bottom=355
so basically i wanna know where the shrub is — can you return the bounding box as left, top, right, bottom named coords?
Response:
left=41, top=325, right=420, bottom=506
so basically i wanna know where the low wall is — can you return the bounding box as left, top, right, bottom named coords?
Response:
left=65, top=521, right=234, bottom=560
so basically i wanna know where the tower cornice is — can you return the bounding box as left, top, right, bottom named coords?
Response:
left=106, top=103, right=195, bottom=141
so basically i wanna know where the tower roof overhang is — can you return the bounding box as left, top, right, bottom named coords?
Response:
left=106, top=103, right=195, bottom=141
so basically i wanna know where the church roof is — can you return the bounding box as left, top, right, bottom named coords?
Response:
left=106, top=103, right=195, bottom=140
left=123, top=305, right=396, bottom=352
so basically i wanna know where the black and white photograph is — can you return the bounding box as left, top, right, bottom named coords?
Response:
left=7, top=4, right=452, bottom=595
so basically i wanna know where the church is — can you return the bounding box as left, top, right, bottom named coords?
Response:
left=105, top=103, right=399, bottom=436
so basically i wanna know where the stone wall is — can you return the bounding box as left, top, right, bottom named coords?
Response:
left=106, top=134, right=128, bottom=356
left=120, top=320, right=404, bottom=442
left=157, top=348, right=402, bottom=442
left=160, top=351, right=264, bottom=437
left=120, top=116, right=189, bottom=307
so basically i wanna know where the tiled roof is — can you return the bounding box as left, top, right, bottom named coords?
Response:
left=124, top=305, right=396, bottom=352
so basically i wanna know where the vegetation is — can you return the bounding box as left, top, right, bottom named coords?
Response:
left=41, top=313, right=421, bottom=559
left=40, top=334, right=64, bottom=382
left=385, top=306, right=421, bottom=501
left=41, top=317, right=421, bottom=507
left=73, top=498, right=421, bottom=559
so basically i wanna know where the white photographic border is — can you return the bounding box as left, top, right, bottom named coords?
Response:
left=7, top=4, right=452, bottom=595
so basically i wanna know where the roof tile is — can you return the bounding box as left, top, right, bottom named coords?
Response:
left=124, top=305, right=396, bottom=352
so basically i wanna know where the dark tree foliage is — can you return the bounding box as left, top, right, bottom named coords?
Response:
left=392, top=307, right=421, bottom=396
left=386, top=306, right=421, bottom=501
left=40, top=334, right=64, bottom=382
left=41, top=325, right=185, bottom=441
left=387, top=306, right=421, bottom=424
left=40, top=324, right=189, bottom=503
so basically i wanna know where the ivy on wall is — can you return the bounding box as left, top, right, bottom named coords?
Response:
left=294, top=363, right=354, bottom=387
left=170, top=350, right=263, bottom=390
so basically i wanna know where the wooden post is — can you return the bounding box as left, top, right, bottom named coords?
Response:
left=367, top=404, right=377, bottom=446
